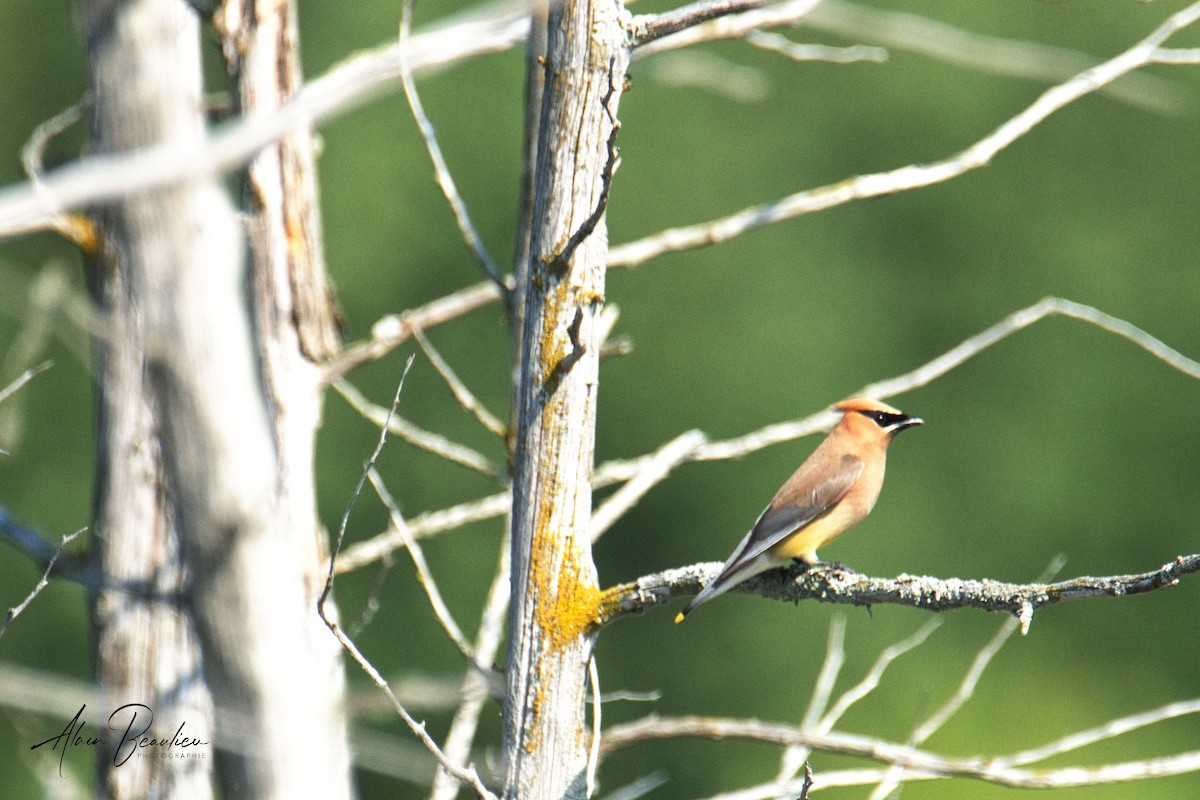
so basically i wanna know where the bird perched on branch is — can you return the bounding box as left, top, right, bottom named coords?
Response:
left=675, top=397, right=923, bottom=622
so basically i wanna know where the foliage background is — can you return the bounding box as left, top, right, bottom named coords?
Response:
left=0, top=0, right=1197, bottom=797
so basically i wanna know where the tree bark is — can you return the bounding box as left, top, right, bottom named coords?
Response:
left=87, top=0, right=350, bottom=797
left=502, top=0, right=630, bottom=796
left=87, top=2, right=216, bottom=797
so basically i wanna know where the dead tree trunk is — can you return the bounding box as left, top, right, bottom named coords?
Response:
left=87, top=2, right=216, bottom=797
left=86, top=0, right=351, bottom=797
left=502, top=0, right=630, bottom=796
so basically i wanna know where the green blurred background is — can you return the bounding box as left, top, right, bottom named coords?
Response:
left=1, top=0, right=1198, bottom=797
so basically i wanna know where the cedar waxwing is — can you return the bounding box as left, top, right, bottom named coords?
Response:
left=675, top=398, right=922, bottom=622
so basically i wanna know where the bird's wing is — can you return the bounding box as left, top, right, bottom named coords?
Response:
left=726, top=454, right=864, bottom=573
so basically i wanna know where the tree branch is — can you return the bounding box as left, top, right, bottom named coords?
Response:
left=600, top=715, right=1200, bottom=789
left=595, top=555, right=1200, bottom=633
left=0, top=528, right=85, bottom=640
left=324, top=279, right=506, bottom=382
left=630, top=0, right=779, bottom=47
left=398, top=0, right=507, bottom=295
left=607, top=0, right=1200, bottom=268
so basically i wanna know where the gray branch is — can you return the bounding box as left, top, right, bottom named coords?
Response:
left=597, top=554, right=1200, bottom=633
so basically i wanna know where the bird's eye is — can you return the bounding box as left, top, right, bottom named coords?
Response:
left=859, top=410, right=903, bottom=427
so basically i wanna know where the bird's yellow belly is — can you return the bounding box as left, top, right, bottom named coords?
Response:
left=768, top=503, right=864, bottom=564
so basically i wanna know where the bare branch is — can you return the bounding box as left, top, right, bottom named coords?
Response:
left=398, top=0, right=507, bottom=294
left=805, top=0, right=1184, bottom=111
left=600, top=715, right=1200, bottom=789
left=19, top=101, right=94, bottom=249
left=631, top=0, right=798, bottom=48
left=631, top=0, right=820, bottom=59
left=1006, top=697, right=1200, bottom=767
left=322, top=356, right=414, bottom=611
left=744, top=31, right=886, bottom=64
left=859, top=296, right=1200, bottom=402
left=323, top=621, right=499, bottom=800
left=587, top=656, right=602, bottom=797
left=821, top=618, right=939, bottom=731
left=869, top=615, right=1020, bottom=799
left=775, top=614, right=847, bottom=780
left=776, top=617, right=941, bottom=783
left=595, top=554, right=1200, bottom=631
left=0, top=360, right=53, bottom=407
left=413, top=327, right=507, bottom=438
left=430, top=527, right=511, bottom=800
left=318, top=358, right=497, bottom=799
left=589, top=429, right=707, bottom=541
left=0, top=508, right=95, bottom=588
left=367, top=466, right=474, bottom=659
left=0, top=528, right=85, bottom=640
left=335, top=491, right=510, bottom=574
left=1151, top=46, right=1200, bottom=64
left=325, top=279, right=506, bottom=382
left=333, top=378, right=503, bottom=479
left=608, top=1, right=1200, bottom=268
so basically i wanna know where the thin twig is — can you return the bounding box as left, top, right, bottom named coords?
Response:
left=0, top=528, right=85, bottom=640
left=1151, top=46, right=1200, bottom=64
left=820, top=618, right=941, bottom=731
left=1006, top=697, right=1200, bottom=767
left=323, top=622, right=499, bottom=800
left=398, top=0, right=507, bottom=294
left=429, top=527, right=511, bottom=800
left=413, top=327, right=506, bottom=438
left=589, top=429, right=706, bottom=541
left=630, top=0, right=778, bottom=46
left=336, top=490, right=510, bottom=573
left=19, top=101, right=93, bottom=248
left=587, top=655, right=602, bottom=797
left=0, top=361, right=53, bottom=407
left=805, top=0, right=1183, bottom=111
left=0, top=508, right=96, bottom=589
left=325, top=279, right=506, bottom=382
left=744, top=31, right=886, bottom=64
left=689, top=296, right=1200, bottom=465
left=596, top=554, right=1200, bottom=630
left=601, top=715, right=1200, bottom=789
left=597, top=771, right=670, bottom=800
left=317, top=358, right=498, bottom=800
left=869, top=615, right=1021, bottom=799
left=776, top=613, right=848, bottom=780
left=632, top=0, right=821, bottom=59
left=858, top=296, right=1200, bottom=399
left=772, top=618, right=944, bottom=786
left=608, top=2, right=1200, bottom=268
left=333, top=378, right=503, bottom=479
left=367, top=466, right=474, bottom=659
left=805, top=613, right=845, bottom=728
left=321, top=355, right=414, bottom=612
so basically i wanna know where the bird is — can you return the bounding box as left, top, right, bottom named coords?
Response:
left=675, top=397, right=922, bottom=622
